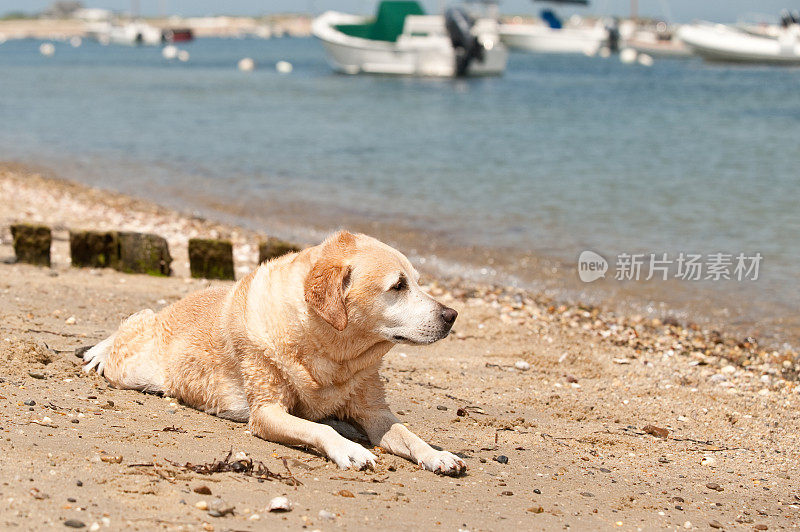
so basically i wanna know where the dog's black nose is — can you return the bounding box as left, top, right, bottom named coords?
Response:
left=441, top=307, right=458, bottom=325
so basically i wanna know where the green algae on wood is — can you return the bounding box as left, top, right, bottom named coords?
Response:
left=10, top=224, right=51, bottom=267
left=188, top=238, right=235, bottom=280
left=258, top=237, right=300, bottom=264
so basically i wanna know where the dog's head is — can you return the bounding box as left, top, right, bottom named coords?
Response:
left=304, top=231, right=457, bottom=345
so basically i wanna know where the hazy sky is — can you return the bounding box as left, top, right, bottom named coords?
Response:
left=2, top=1, right=795, bottom=23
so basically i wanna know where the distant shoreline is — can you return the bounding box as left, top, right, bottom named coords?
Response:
left=2, top=161, right=797, bottom=364
left=0, top=14, right=313, bottom=40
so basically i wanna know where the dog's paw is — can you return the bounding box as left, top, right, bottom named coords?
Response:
left=418, top=450, right=467, bottom=477
left=327, top=440, right=377, bottom=471
left=82, top=337, right=112, bottom=376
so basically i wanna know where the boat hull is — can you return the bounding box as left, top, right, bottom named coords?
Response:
left=313, top=11, right=507, bottom=77
left=678, top=24, right=800, bottom=64
left=499, top=23, right=607, bottom=54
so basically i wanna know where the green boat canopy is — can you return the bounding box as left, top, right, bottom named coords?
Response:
left=335, top=1, right=426, bottom=42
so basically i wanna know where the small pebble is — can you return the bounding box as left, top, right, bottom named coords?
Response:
left=705, top=482, right=723, bottom=492
left=337, top=489, right=355, bottom=498
left=65, top=316, right=76, bottom=325
left=207, top=498, right=234, bottom=517
left=709, top=521, right=723, bottom=529
left=318, top=509, right=336, bottom=520
left=195, top=500, right=208, bottom=510
left=701, top=456, right=717, bottom=467
left=501, top=491, right=513, bottom=496
left=494, top=455, right=509, bottom=464
left=24, top=400, right=35, bottom=406
left=64, top=520, right=85, bottom=528
left=194, top=485, right=212, bottom=495
left=268, top=496, right=292, bottom=512
left=580, top=492, right=595, bottom=497
left=437, top=405, right=448, bottom=411
left=683, top=521, right=692, bottom=529
left=533, top=489, right=541, bottom=494
left=514, top=360, right=530, bottom=371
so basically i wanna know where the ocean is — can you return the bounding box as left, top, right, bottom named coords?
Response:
left=1, top=36, right=798, bottom=346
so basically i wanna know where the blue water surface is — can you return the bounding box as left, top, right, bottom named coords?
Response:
left=1, top=36, right=798, bottom=338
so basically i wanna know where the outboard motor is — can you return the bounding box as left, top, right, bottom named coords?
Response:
left=779, top=9, right=799, bottom=27
left=445, top=7, right=484, bottom=77
left=605, top=18, right=620, bottom=53
left=780, top=9, right=792, bottom=27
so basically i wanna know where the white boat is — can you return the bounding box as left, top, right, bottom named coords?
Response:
left=499, top=0, right=614, bottom=55
left=86, top=21, right=193, bottom=46
left=500, top=20, right=608, bottom=55
left=87, top=21, right=163, bottom=46
left=678, top=21, right=800, bottom=64
left=626, top=24, right=692, bottom=59
left=311, top=1, right=508, bottom=77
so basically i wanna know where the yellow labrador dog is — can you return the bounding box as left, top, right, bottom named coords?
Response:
left=83, top=231, right=466, bottom=476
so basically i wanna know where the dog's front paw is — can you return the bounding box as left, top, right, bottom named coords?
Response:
left=327, top=440, right=377, bottom=471
left=418, top=451, right=466, bottom=477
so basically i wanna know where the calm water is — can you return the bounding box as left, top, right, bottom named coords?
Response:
left=1, top=37, right=799, bottom=344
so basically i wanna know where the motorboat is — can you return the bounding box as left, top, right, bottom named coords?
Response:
left=678, top=17, right=800, bottom=64
left=626, top=22, right=692, bottom=58
left=86, top=20, right=193, bottom=46
left=311, top=1, right=508, bottom=77
left=499, top=0, right=615, bottom=55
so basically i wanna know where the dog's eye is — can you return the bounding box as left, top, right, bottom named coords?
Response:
left=391, top=276, right=407, bottom=291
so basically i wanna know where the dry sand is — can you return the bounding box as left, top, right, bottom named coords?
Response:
left=1, top=166, right=799, bottom=531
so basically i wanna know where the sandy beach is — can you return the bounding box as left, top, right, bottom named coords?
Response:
left=1, top=165, right=799, bottom=531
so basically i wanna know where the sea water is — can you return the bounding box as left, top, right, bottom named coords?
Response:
left=1, top=37, right=798, bottom=345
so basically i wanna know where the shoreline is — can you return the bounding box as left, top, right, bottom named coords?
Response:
left=2, top=161, right=798, bottom=369
left=2, top=163, right=799, bottom=529
left=5, top=157, right=797, bottom=353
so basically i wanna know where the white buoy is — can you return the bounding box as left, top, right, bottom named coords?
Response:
left=39, top=42, right=55, bottom=56
left=619, top=48, right=637, bottom=64
left=70, top=36, right=82, bottom=47
left=598, top=46, right=611, bottom=58
left=238, top=57, right=255, bottom=72
left=177, top=49, right=190, bottom=62
left=275, top=60, right=293, bottom=74
left=637, top=53, right=654, bottom=67
left=162, top=45, right=178, bottom=59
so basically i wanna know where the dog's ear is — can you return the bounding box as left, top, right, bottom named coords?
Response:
left=304, top=232, right=355, bottom=331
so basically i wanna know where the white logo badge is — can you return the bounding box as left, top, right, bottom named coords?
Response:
left=578, top=251, right=608, bottom=283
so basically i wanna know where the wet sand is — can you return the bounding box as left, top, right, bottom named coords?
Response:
left=1, top=165, right=799, bottom=530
